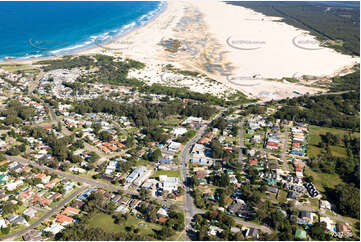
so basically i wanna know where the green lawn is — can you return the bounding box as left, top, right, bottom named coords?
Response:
left=152, top=170, right=180, bottom=178
left=304, top=166, right=345, bottom=193
left=309, top=198, right=319, bottom=209
left=308, top=125, right=359, bottom=158
left=277, top=190, right=288, bottom=203
left=87, top=213, right=161, bottom=235
left=0, top=64, right=29, bottom=71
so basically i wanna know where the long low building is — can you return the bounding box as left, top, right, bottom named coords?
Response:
left=159, top=175, right=180, bottom=192
left=126, top=166, right=152, bottom=186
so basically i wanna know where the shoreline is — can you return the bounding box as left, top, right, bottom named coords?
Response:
left=0, top=1, right=168, bottom=65
left=0, top=0, right=358, bottom=101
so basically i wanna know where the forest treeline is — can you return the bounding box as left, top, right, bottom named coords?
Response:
left=227, top=1, right=360, bottom=56
left=73, top=97, right=217, bottom=127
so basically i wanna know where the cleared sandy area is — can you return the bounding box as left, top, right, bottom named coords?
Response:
left=3, top=0, right=359, bottom=101
left=97, top=0, right=358, bottom=100
left=192, top=0, right=358, bottom=78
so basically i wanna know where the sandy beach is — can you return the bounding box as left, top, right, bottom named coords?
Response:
left=3, top=0, right=359, bottom=101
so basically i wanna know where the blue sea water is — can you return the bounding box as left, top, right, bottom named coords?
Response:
left=0, top=1, right=165, bottom=61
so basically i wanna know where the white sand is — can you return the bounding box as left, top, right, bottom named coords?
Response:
left=4, top=0, right=359, bottom=101
left=191, top=0, right=358, bottom=78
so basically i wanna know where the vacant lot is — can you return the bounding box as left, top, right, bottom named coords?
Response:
left=304, top=166, right=345, bottom=193
left=88, top=212, right=161, bottom=235
left=308, top=125, right=359, bottom=158
left=152, top=169, right=180, bottom=178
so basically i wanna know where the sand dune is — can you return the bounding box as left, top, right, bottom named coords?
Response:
left=191, top=0, right=358, bottom=78
left=7, top=0, right=359, bottom=101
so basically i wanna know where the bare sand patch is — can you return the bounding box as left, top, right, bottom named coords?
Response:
left=5, top=0, right=358, bottom=101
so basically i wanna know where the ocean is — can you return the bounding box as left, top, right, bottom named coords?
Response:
left=0, top=1, right=165, bottom=61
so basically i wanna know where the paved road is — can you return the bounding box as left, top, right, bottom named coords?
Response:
left=6, top=155, right=128, bottom=193
left=5, top=155, right=183, bottom=209
left=281, top=125, right=290, bottom=173
left=27, top=71, right=44, bottom=96
left=179, top=111, right=225, bottom=240
left=238, top=119, right=245, bottom=163
left=44, top=103, right=57, bottom=122
left=234, top=218, right=273, bottom=234
left=1, top=186, right=87, bottom=240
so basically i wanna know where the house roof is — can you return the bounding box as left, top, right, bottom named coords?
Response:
left=56, top=214, right=74, bottom=224
left=40, top=198, right=51, bottom=205
left=300, top=211, right=311, bottom=219
left=62, top=207, right=80, bottom=216
left=22, top=230, right=42, bottom=241
left=158, top=217, right=167, bottom=223
left=36, top=174, right=46, bottom=179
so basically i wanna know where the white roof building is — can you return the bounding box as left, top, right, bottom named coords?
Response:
left=0, top=218, right=7, bottom=228
left=6, top=180, right=23, bottom=191
left=159, top=175, right=179, bottom=192
left=320, top=217, right=336, bottom=231
left=23, top=207, right=37, bottom=218
left=320, top=200, right=332, bottom=210
left=126, top=166, right=152, bottom=186
left=157, top=208, right=169, bottom=217
left=44, top=223, right=64, bottom=234
left=171, top=127, right=187, bottom=137
left=168, top=141, right=182, bottom=152
left=115, top=205, right=129, bottom=214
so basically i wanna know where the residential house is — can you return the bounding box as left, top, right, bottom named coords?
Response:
left=168, top=141, right=183, bottom=152
left=43, top=223, right=64, bottom=234
left=22, top=230, right=42, bottom=241
left=299, top=211, right=317, bottom=224
left=320, top=200, right=332, bottom=210
left=171, top=127, right=187, bottom=137
left=19, top=189, right=33, bottom=201
left=157, top=208, right=169, bottom=217
left=6, top=214, right=29, bottom=226
left=245, top=228, right=259, bottom=239
left=266, top=186, right=279, bottom=195
left=55, top=214, right=74, bottom=226
left=62, top=207, right=80, bottom=217
left=6, top=179, right=23, bottom=191
left=320, top=216, right=336, bottom=231
left=336, top=223, right=352, bottom=234
left=0, top=218, right=7, bottom=228
left=23, top=207, right=38, bottom=219
left=287, top=191, right=299, bottom=199
left=35, top=174, right=47, bottom=184
left=208, top=225, right=223, bottom=236
left=72, top=200, right=85, bottom=209
left=45, top=178, right=60, bottom=189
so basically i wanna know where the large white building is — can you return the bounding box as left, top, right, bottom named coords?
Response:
left=171, top=127, right=187, bottom=137
left=159, top=175, right=180, bottom=192
left=126, top=166, right=152, bottom=186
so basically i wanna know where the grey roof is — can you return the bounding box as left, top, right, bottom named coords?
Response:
left=287, top=191, right=299, bottom=199
left=267, top=186, right=279, bottom=193
left=300, top=211, right=311, bottom=218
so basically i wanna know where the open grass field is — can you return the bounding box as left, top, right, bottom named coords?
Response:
left=152, top=169, right=180, bottom=178
left=0, top=64, right=29, bottom=72
left=304, top=166, right=345, bottom=193
left=277, top=190, right=288, bottom=203
left=88, top=212, right=161, bottom=235
left=308, top=125, right=359, bottom=158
